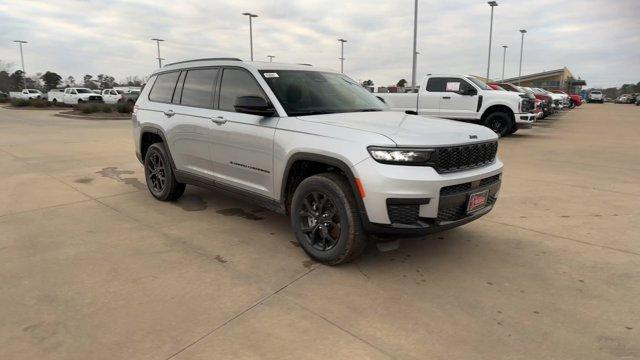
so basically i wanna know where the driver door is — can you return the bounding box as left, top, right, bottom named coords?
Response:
left=438, top=78, right=479, bottom=119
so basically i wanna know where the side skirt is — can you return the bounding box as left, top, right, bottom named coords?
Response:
left=174, top=170, right=286, bottom=215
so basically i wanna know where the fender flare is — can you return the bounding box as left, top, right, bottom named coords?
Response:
left=280, top=152, right=368, bottom=218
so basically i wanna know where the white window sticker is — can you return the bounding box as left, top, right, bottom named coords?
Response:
left=446, top=82, right=460, bottom=92
left=263, top=73, right=279, bottom=78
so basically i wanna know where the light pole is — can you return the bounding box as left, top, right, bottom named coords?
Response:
left=338, top=38, right=347, bottom=73
left=411, top=0, right=418, bottom=90
left=486, top=1, right=498, bottom=81
left=242, top=12, right=258, bottom=61
left=13, top=40, right=27, bottom=89
left=151, top=38, right=164, bottom=68
left=518, top=29, right=527, bottom=85
left=501, top=45, right=508, bottom=81
left=267, top=55, right=275, bottom=62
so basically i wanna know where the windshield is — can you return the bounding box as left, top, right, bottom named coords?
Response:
left=591, top=91, right=601, bottom=94
left=259, top=70, right=386, bottom=116
left=466, top=76, right=491, bottom=90
left=116, top=90, right=124, bottom=94
left=76, top=88, right=93, bottom=94
left=28, top=90, right=39, bottom=93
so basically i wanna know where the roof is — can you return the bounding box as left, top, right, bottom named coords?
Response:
left=153, top=58, right=335, bottom=76
left=502, top=68, right=570, bottom=83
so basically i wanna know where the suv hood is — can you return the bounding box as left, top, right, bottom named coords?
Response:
left=298, top=111, right=497, bottom=146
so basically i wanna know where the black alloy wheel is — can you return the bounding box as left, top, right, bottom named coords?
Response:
left=483, top=111, right=512, bottom=137
left=147, top=151, right=166, bottom=194
left=298, top=191, right=341, bottom=251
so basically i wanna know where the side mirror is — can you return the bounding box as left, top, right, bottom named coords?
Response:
left=234, top=96, right=276, bottom=116
left=462, top=88, right=477, bottom=96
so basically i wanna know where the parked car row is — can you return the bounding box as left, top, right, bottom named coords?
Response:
left=375, top=74, right=583, bottom=137
left=614, top=93, right=639, bottom=104
left=7, top=87, right=142, bottom=106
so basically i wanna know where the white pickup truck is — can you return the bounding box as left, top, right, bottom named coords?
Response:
left=47, top=87, right=104, bottom=104
left=377, top=74, right=536, bottom=136
left=9, top=89, right=44, bottom=100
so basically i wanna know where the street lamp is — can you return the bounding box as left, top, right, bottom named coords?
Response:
left=501, top=45, right=508, bottom=81
left=151, top=38, right=164, bottom=68
left=267, top=55, right=275, bottom=62
left=411, top=0, right=418, bottom=90
left=518, top=29, right=527, bottom=85
left=242, top=12, right=259, bottom=61
left=338, top=38, right=347, bottom=73
left=13, top=40, right=27, bottom=89
left=485, top=1, right=498, bottom=81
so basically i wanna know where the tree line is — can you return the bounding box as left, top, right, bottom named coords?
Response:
left=0, top=60, right=144, bottom=93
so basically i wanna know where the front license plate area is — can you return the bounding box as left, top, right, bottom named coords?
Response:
left=467, top=190, right=489, bottom=214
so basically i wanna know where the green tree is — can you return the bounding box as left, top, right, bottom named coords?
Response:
left=83, top=74, right=97, bottom=89
left=0, top=71, right=11, bottom=93
left=40, top=71, right=62, bottom=90
left=9, top=70, right=25, bottom=90
left=397, top=79, right=407, bottom=87
left=361, top=79, right=374, bottom=87
left=96, top=74, right=116, bottom=89
left=66, top=76, right=76, bottom=87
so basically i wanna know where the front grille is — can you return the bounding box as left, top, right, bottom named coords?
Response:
left=433, top=141, right=498, bottom=173
left=387, top=204, right=420, bottom=224
left=438, top=196, right=497, bottom=222
left=439, top=174, right=501, bottom=196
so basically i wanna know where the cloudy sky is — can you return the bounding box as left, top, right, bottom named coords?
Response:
left=0, top=0, right=638, bottom=88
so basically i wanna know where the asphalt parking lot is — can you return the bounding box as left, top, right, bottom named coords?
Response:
left=0, top=104, right=638, bottom=359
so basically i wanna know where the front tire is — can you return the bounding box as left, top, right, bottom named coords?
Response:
left=483, top=111, right=513, bottom=137
left=291, top=173, right=368, bottom=265
left=144, top=143, right=185, bottom=201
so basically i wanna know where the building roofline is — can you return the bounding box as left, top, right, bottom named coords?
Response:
left=503, top=67, right=568, bottom=82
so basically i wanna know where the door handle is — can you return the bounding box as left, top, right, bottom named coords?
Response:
left=163, top=109, right=175, bottom=117
left=442, top=96, right=451, bottom=99
left=211, top=116, right=228, bottom=125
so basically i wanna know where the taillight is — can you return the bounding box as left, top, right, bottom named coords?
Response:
left=133, top=105, right=139, bottom=114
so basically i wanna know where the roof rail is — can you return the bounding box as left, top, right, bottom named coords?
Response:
left=297, top=63, right=313, bottom=66
left=164, top=58, right=243, bottom=67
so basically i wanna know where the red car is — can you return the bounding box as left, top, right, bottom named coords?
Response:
left=551, top=90, right=582, bottom=107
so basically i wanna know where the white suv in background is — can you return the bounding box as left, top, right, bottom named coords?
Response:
left=588, top=90, right=604, bottom=103
left=132, top=58, right=503, bottom=264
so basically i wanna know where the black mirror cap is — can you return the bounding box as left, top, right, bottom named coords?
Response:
left=234, top=95, right=276, bottom=116
left=464, top=88, right=478, bottom=96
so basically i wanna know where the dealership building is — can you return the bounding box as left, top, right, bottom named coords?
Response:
left=502, top=67, right=586, bottom=94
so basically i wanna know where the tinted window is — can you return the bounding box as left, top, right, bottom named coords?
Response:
left=426, top=77, right=446, bottom=92
left=149, top=72, right=180, bottom=102
left=259, top=70, right=385, bottom=116
left=181, top=68, right=218, bottom=108
left=219, top=69, right=265, bottom=112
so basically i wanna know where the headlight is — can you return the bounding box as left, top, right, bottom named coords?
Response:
left=367, top=146, right=432, bottom=164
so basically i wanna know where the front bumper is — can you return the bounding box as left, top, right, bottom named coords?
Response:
left=353, top=157, right=503, bottom=236
left=515, top=112, right=536, bottom=128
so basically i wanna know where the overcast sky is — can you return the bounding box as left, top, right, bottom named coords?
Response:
left=0, top=0, right=638, bottom=88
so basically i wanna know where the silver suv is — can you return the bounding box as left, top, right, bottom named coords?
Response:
left=133, top=58, right=503, bottom=264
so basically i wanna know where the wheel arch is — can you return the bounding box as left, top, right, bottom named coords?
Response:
left=280, top=153, right=367, bottom=217
left=139, top=126, right=177, bottom=169
left=481, top=104, right=515, bottom=123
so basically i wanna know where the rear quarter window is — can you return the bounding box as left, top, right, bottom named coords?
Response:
left=149, top=71, right=180, bottom=103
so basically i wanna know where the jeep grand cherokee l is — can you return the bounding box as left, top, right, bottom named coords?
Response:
left=132, top=58, right=503, bottom=264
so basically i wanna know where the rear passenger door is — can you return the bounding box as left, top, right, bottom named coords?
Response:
left=164, top=68, right=219, bottom=180
left=417, top=77, right=444, bottom=116
left=208, top=67, right=278, bottom=198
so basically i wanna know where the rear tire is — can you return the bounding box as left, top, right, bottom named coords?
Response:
left=291, top=173, right=368, bottom=265
left=483, top=111, right=513, bottom=137
left=144, top=143, right=185, bottom=201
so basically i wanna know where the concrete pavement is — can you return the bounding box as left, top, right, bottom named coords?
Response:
left=0, top=104, right=638, bottom=359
